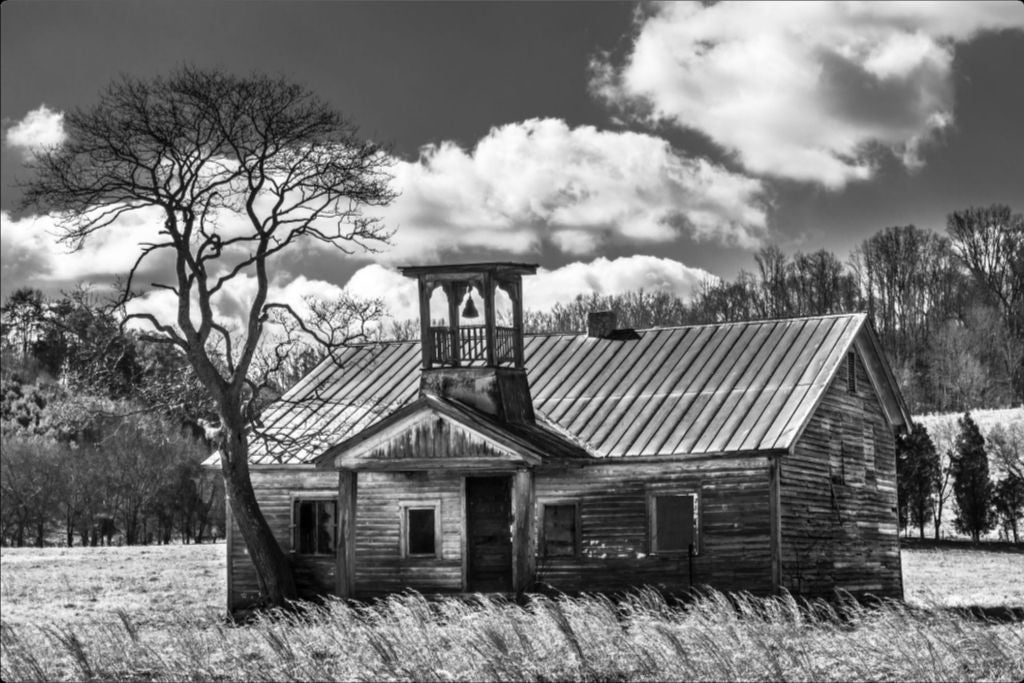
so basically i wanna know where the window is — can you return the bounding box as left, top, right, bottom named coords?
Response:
left=292, top=499, right=336, bottom=555
left=541, top=503, right=578, bottom=557
left=401, top=502, right=440, bottom=558
left=847, top=351, right=857, bottom=393
left=649, top=493, right=698, bottom=554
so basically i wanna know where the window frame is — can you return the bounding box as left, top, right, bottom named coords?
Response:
left=399, top=500, right=442, bottom=559
left=647, top=492, right=700, bottom=556
left=539, top=500, right=580, bottom=558
left=290, top=496, right=338, bottom=557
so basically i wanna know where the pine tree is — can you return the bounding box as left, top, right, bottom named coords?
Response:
left=897, top=422, right=941, bottom=539
left=951, top=412, right=994, bottom=542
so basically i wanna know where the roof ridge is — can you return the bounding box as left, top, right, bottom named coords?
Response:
left=630, top=312, right=865, bottom=334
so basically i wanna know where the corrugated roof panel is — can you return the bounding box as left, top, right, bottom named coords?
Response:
left=680, top=321, right=775, bottom=454
left=532, top=338, right=602, bottom=405
left=639, top=322, right=749, bottom=456
left=559, top=333, right=659, bottom=436
left=756, top=317, right=852, bottom=450
left=241, top=313, right=869, bottom=464
left=722, top=319, right=826, bottom=452
left=259, top=345, right=370, bottom=441
left=737, top=318, right=833, bottom=452
left=669, top=321, right=773, bottom=455
left=602, top=325, right=715, bottom=456
left=766, top=315, right=864, bottom=450
left=690, top=321, right=790, bottom=453
left=543, top=338, right=629, bottom=424
left=573, top=329, right=685, bottom=450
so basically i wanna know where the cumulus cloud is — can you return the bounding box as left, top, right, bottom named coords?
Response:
left=592, top=1, right=1024, bottom=188
left=0, top=209, right=168, bottom=297
left=123, top=273, right=348, bottom=338
left=342, top=255, right=716, bottom=323
left=5, top=105, right=66, bottom=159
left=378, top=118, right=768, bottom=259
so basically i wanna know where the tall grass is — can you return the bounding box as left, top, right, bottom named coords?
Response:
left=2, top=589, right=1022, bottom=682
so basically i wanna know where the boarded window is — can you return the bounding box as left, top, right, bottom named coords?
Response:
left=542, top=504, right=577, bottom=557
left=847, top=351, right=857, bottom=393
left=404, top=506, right=438, bottom=557
left=651, top=494, right=697, bottom=553
left=831, top=443, right=846, bottom=485
left=293, top=499, right=336, bottom=555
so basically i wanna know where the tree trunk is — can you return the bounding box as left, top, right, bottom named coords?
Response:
left=220, top=419, right=298, bottom=608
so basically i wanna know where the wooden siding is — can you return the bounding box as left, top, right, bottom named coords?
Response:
left=780, top=347, right=902, bottom=599
left=228, top=468, right=338, bottom=608
left=353, top=470, right=465, bottom=595
left=532, top=458, right=773, bottom=594
left=236, top=459, right=775, bottom=604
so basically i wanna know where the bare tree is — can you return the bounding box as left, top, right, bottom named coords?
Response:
left=753, top=245, right=792, bottom=318
left=947, top=205, right=1024, bottom=401
left=21, top=67, right=395, bottom=606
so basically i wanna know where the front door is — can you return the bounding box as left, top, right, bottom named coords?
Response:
left=465, top=476, right=513, bottom=592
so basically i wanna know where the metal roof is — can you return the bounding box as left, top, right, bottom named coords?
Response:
left=240, top=313, right=876, bottom=465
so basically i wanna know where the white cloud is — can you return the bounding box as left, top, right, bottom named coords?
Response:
left=0, top=209, right=167, bottom=297
left=123, top=273, right=348, bottom=339
left=377, top=118, right=768, bottom=259
left=342, top=255, right=716, bottom=323
left=5, top=105, right=66, bottom=158
left=592, top=1, right=1024, bottom=188
left=527, top=255, right=715, bottom=312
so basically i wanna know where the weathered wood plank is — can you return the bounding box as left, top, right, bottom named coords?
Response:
left=779, top=347, right=902, bottom=599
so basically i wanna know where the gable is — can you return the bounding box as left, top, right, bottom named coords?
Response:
left=240, top=313, right=910, bottom=465
left=320, top=398, right=552, bottom=470
left=332, top=414, right=538, bottom=470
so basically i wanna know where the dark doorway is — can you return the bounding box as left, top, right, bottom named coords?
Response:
left=465, top=476, right=513, bottom=592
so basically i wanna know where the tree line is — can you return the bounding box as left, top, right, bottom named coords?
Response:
left=1, top=288, right=224, bottom=547
left=0, top=284, right=383, bottom=548
left=524, top=205, right=1023, bottom=415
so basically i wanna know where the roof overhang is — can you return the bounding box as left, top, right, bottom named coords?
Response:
left=854, top=319, right=913, bottom=431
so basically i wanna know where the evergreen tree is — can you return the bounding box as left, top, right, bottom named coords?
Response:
left=951, top=412, right=994, bottom=541
left=897, top=422, right=941, bottom=539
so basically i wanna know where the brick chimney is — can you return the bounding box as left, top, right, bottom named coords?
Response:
left=587, top=311, right=617, bottom=338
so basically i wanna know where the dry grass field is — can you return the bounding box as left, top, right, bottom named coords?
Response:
left=1, top=542, right=1022, bottom=681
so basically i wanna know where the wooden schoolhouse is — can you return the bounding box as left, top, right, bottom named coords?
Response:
left=221, top=262, right=911, bottom=610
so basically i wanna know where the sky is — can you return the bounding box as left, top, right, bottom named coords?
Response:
left=2, top=1, right=1023, bottom=326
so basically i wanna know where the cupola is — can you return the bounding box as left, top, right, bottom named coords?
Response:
left=399, top=262, right=538, bottom=423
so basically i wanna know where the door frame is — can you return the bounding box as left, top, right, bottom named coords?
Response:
left=462, top=474, right=514, bottom=592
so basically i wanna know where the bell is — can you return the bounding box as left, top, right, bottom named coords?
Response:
left=461, top=293, right=479, bottom=319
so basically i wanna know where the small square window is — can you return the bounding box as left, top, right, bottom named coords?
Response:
left=401, top=503, right=440, bottom=558
left=542, top=503, right=578, bottom=557
left=293, top=500, right=336, bottom=555
left=650, top=494, right=697, bottom=554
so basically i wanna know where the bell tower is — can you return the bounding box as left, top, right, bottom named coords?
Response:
left=399, top=262, right=538, bottom=423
